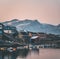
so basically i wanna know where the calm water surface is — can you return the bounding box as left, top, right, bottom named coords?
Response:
left=0, top=48, right=60, bottom=59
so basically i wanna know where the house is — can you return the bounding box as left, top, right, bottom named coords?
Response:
left=3, top=25, right=18, bottom=38
left=0, top=23, right=4, bottom=39
left=18, top=31, right=31, bottom=43
left=4, top=26, right=16, bottom=33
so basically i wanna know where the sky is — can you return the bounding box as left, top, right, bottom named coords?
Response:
left=0, top=0, right=60, bottom=25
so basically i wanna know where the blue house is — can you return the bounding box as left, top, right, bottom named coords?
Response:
left=4, top=25, right=17, bottom=33
left=4, top=25, right=18, bottom=38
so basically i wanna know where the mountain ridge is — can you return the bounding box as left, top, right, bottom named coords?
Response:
left=3, top=19, right=60, bottom=35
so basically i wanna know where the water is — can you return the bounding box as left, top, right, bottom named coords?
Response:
left=0, top=48, right=60, bottom=59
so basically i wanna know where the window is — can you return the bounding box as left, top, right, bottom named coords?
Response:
left=0, top=25, right=2, bottom=29
left=0, top=31, right=2, bottom=34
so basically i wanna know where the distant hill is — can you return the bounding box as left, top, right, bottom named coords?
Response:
left=3, top=19, right=60, bottom=35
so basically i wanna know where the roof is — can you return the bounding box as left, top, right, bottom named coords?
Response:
left=31, top=36, right=38, bottom=39
left=0, top=23, right=4, bottom=26
left=4, top=26, right=16, bottom=30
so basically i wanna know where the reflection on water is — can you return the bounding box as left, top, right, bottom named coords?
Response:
left=0, top=48, right=60, bottom=59
left=0, top=48, right=29, bottom=59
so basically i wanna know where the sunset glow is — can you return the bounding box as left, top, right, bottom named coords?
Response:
left=0, top=0, right=60, bottom=25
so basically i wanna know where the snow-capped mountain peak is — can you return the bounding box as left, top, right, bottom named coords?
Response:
left=3, top=19, right=60, bottom=35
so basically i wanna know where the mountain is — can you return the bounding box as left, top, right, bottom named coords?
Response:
left=57, top=24, right=60, bottom=30
left=3, top=19, right=60, bottom=35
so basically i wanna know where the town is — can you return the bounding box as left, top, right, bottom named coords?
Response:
left=0, top=22, right=60, bottom=51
